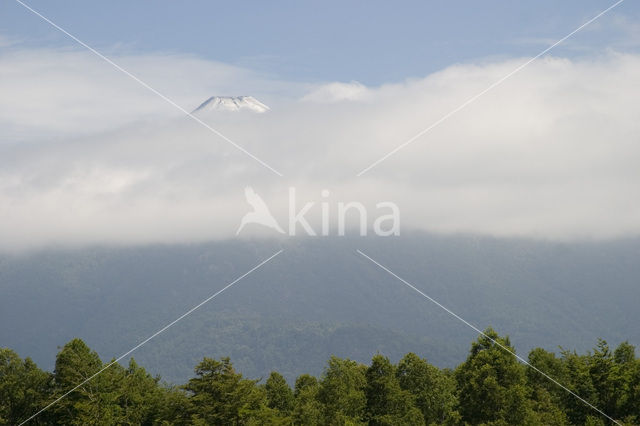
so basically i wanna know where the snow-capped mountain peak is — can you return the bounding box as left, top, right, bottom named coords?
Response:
left=192, top=96, right=270, bottom=113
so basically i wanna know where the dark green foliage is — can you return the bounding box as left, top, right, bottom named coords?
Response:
left=317, top=356, right=367, bottom=424
left=0, top=348, right=51, bottom=425
left=49, top=339, right=173, bottom=425
left=293, top=374, right=323, bottom=425
left=526, top=348, right=568, bottom=425
left=364, top=354, right=423, bottom=425
left=265, top=371, right=294, bottom=414
left=455, top=328, right=532, bottom=424
left=184, top=357, right=268, bottom=425
left=3, top=332, right=639, bottom=425
left=396, top=352, right=458, bottom=424
left=51, top=338, right=117, bottom=424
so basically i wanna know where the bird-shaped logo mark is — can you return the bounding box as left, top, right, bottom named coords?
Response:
left=236, top=187, right=285, bottom=235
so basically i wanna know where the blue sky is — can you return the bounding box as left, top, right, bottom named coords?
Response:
left=2, top=0, right=639, bottom=85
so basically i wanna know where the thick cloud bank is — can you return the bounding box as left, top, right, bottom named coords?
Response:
left=1, top=47, right=640, bottom=250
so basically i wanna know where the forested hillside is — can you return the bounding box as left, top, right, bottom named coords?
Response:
left=2, top=329, right=639, bottom=425
left=1, top=235, right=639, bottom=384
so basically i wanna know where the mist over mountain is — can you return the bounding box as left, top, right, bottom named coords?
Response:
left=2, top=234, right=638, bottom=384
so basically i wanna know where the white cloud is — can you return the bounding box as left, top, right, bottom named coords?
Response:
left=301, top=81, right=369, bottom=103
left=0, top=48, right=303, bottom=143
left=2, top=47, right=640, bottom=250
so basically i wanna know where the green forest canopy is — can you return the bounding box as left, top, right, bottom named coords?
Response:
left=1, top=328, right=639, bottom=425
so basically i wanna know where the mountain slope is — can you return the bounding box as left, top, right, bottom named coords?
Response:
left=1, top=235, right=638, bottom=383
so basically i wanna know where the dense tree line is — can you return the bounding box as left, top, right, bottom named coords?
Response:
left=1, top=328, right=639, bottom=425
